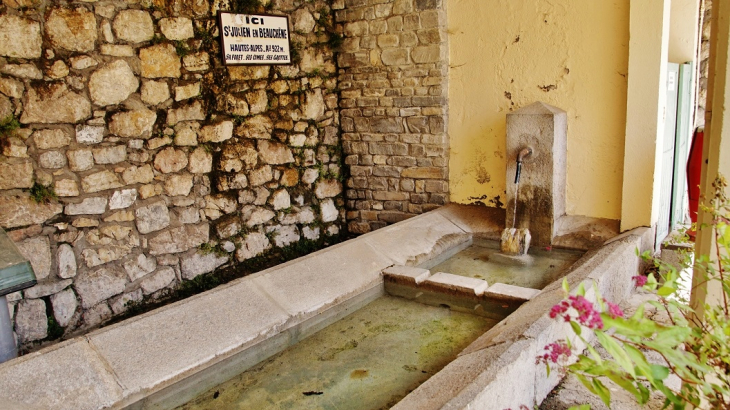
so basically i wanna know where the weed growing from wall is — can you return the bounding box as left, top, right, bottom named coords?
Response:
left=29, top=183, right=57, bottom=204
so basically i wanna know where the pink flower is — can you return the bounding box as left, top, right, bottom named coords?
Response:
left=569, top=295, right=604, bottom=329
left=549, top=300, right=569, bottom=318
left=605, top=300, right=624, bottom=319
left=537, top=340, right=572, bottom=364
left=632, top=275, right=647, bottom=287
left=549, top=295, right=604, bottom=329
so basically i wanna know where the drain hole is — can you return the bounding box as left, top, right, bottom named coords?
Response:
left=439, top=304, right=451, bottom=309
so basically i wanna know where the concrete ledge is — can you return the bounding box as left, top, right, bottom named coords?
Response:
left=424, top=272, right=489, bottom=296
left=382, top=265, right=431, bottom=284
left=0, top=339, right=122, bottom=410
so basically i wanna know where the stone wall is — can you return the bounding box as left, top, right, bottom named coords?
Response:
left=335, top=0, right=449, bottom=233
left=0, top=0, right=342, bottom=349
left=696, top=0, right=710, bottom=128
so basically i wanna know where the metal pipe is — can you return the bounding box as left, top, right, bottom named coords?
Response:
left=514, top=147, right=533, bottom=184
left=0, top=295, right=17, bottom=363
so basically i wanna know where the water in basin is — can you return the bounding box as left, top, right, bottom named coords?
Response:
left=176, top=296, right=495, bottom=410
left=429, top=238, right=583, bottom=289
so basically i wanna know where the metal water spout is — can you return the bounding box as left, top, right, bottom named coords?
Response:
left=514, top=147, right=533, bottom=184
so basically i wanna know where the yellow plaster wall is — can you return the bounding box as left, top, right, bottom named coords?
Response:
left=447, top=0, right=630, bottom=220
left=669, top=0, right=700, bottom=64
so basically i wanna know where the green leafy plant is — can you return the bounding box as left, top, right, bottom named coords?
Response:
left=29, top=183, right=57, bottom=204
left=174, top=40, right=190, bottom=57
left=540, top=175, right=730, bottom=409
left=198, top=242, right=229, bottom=257
left=0, top=115, right=19, bottom=136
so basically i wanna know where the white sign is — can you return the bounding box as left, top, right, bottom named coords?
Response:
left=218, top=12, right=291, bottom=65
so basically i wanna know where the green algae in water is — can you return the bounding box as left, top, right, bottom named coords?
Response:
left=429, top=238, right=583, bottom=289
left=176, top=296, right=495, bottom=410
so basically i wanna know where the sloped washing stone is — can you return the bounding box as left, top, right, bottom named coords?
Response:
left=362, top=211, right=467, bottom=266
left=87, top=281, right=291, bottom=396
left=0, top=339, right=123, bottom=410
left=251, top=239, right=393, bottom=318
left=434, top=203, right=505, bottom=240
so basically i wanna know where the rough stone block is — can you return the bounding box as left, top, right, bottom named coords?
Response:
left=109, top=110, right=157, bottom=139
left=16, top=236, right=51, bottom=280
left=199, top=121, right=234, bottom=143
left=57, top=244, right=77, bottom=279
left=381, top=48, right=409, bottom=65
left=54, top=179, right=80, bottom=197
left=268, top=224, right=300, bottom=247
left=140, top=267, right=176, bottom=294
left=24, top=279, right=74, bottom=299
left=50, top=288, right=77, bottom=327
left=235, top=232, right=270, bottom=261
left=160, top=17, right=194, bottom=40
left=66, top=197, right=108, bottom=215
left=81, top=170, right=123, bottom=193
left=315, top=180, right=343, bottom=199
left=258, top=140, right=294, bottom=164
left=33, top=129, right=70, bottom=150
left=411, top=44, right=441, bottom=63
left=15, top=298, right=47, bottom=342
left=113, top=9, right=154, bottom=43
left=46, top=7, right=97, bottom=52
left=109, top=189, right=138, bottom=210
left=20, top=83, right=90, bottom=124
left=74, top=267, right=127, bottom=309
left=39, top=151, right=67, bottom=169
left=0, top=195, right=63, bottom=229
left=401, top=166, right=445, bottom=179
left=135, top=201, right=170, bottom=234
left=66, top=150, right=94, bottom=173
left=0, top=15, right=41, bottom=58
left=89, top=60, right=139, bottom=106
left=181, top=252, right=228, bottom=280
left=141, top=81, right=170, bottom=105
left=122, top=165, right=154, bottom=185
left=140, top=44, right=181, bottom=78
left=0, top=161, right=33, bottom=189
left=148, top=223, right=209, bottom=255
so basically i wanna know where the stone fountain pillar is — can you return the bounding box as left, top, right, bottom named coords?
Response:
left=505, top=102, right=567, bottom=247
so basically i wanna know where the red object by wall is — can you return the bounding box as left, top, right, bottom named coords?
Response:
left=687, top=129, right=704, bottom=227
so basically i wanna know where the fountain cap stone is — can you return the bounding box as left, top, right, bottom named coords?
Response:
left=507, top=101, right=566, bottom=116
